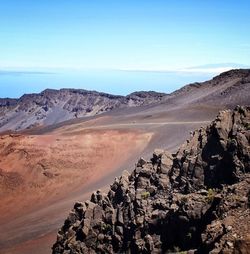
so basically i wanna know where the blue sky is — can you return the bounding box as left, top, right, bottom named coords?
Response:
left=0, top=0, right=250, bottom=97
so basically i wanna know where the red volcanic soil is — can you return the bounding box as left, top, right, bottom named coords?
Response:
left=0, top=127, right=152, bottom=253
left=0, top=108, right=215, bottom=254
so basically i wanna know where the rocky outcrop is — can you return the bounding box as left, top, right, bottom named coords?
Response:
left=52, top=106, right=250, bottom=254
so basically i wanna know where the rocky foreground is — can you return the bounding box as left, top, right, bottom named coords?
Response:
left=52, top=106, right=250, bottom=254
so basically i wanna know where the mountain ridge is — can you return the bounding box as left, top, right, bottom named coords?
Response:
left=0, top=89, right=167, bottom=132
left=0, top=68, right=250, bottom=132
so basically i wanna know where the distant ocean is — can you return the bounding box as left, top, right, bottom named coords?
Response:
left=0, top=69, right=214, bottom=98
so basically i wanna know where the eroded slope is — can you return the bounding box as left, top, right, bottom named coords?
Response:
left=0, top=129, right=152, bottom=221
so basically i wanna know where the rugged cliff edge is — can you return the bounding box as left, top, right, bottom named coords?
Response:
left=52, top=106, right=250, bottom=254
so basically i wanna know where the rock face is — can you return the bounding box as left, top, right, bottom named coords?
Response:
left=52, top=106, right=250, bottom=254
left=0, top=89, right=167, bottom=132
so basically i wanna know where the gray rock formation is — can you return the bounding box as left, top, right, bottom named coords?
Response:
left=52, top=106, right=250, bottom=253
left=0, top=89, right=167, bottom=132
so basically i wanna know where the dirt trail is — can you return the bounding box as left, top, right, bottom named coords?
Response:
left=59, top=120, right=210, bottom=132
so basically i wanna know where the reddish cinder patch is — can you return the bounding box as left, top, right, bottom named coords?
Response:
left=0, top=127, right=152, bottom=254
